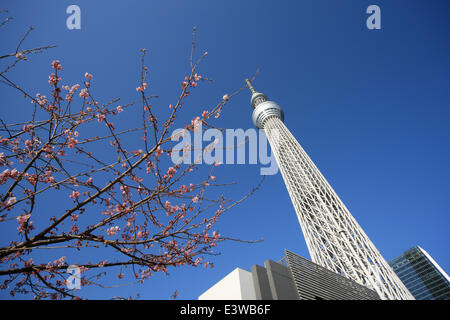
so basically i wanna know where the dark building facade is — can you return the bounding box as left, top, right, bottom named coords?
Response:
left=251, top=249, right=380, bottom=300
left=389, top=246, right=450, bottom=300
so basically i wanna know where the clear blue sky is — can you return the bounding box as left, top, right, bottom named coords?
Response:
left=1, top=0, right=449, bottom=299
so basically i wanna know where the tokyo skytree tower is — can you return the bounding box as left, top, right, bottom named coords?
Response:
left=245, top=79, right=414, bottom=300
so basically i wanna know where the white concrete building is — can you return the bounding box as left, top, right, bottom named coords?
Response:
left=198, top=268, right=256, bottom=300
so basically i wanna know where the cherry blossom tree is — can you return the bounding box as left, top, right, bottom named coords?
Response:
left=0, top=17, right=262, bottom=299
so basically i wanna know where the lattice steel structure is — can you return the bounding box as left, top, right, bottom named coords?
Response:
left=245, top=79, right=414, bottom=300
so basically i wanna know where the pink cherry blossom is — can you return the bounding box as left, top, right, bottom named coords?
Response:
left=69, top=190, right=81, bottom=200
left=136, top=82, right=148, bottom=92
left=51, top=60, right=62, bottom=70
left=155, top=146, right=163, bottom=157
left=96, top=113, right=106, bottom=123
left=107, top=226, right=120, bottom=236
left=16, top=214, right=30, bottom=225
left=167, top=167, right=177, bottom=177
left=79, top=88, right=89, bottom=98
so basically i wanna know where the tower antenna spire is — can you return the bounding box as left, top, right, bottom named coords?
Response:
left=244, top=78, right=269, bottom=109
left=245, top=78, right=256, bottom=95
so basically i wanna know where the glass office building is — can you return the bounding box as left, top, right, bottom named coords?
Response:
left=389, top=246, right=450, bottom=300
